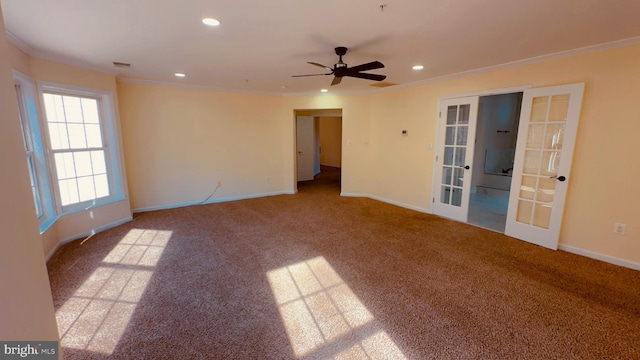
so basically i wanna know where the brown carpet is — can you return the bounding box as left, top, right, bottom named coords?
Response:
left=47, top=166, right=640, bottom=359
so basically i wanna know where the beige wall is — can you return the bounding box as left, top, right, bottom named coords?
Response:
left=6, top=43, right=133, bottom=258
left=0, top=4, right=59, bottom=341
left=284, top=94, right=374, bottom=194
left=119, top=47, right=640, bottom=266
left=366, top=44, right=640, bottom=264
left=117, top=81, right=289, bottom=211
left=319, top=117, right=342, bottom=167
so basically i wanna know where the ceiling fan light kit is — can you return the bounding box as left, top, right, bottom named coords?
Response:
left=292, top=46, right=387, bottom=86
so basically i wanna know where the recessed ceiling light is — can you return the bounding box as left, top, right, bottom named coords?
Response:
left=412, top=65, right=424, bottom=71
left=174, top=73, right=186, bottom=78
left=202, top=18, right=221, bottom=26
left=320, top=89, right=328, bottom=93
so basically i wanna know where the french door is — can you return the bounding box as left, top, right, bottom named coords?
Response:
left=433, top=96, right=479, bottom=222
left=505, top=83, right=584, bottom=249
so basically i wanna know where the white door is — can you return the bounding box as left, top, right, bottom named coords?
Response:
left=433, top=96, right=479, bottom=222
left=505, top=83, right=584, bottom=250
left=296, top=116, right=315, bottom=181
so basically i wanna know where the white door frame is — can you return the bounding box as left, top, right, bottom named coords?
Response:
left=292, top=110, right=344, bottom=193
left=431, top=85, right=531, bottom=213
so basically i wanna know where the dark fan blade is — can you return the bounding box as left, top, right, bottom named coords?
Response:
left=292, top=72, right=332, bottom=78
left=308, top=62, right=333, bottom=71
left=331, top=76, right=343, bottom=86
left=346, top=61, right=385, bottom=73
left=344, top=72, right=387, bottom=82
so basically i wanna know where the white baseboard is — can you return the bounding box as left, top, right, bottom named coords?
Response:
left=132, top=191, right=295, bottom=214
left=558, top=244, right=640, bottom=271
left=341, top=192, right=431, bottom=214
left=46, top=216, right=133, bottom=262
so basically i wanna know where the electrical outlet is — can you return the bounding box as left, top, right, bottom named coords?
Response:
left=217, top=181, right=222, bottom=187
left=613, top=223, right=626, bottom=235
left=266, top=176, right=270, bottom=183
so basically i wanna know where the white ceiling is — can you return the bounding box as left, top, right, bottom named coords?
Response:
left=3, top=0, right=640, bottom=94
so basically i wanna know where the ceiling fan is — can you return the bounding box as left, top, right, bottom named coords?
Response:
left=292, top=46, right=386, bottom=86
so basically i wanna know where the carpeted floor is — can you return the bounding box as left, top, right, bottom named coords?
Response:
left=47, top=166, right=640, bottom=359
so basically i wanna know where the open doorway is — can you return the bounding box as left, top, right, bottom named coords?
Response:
left=294, top=109, right=343, bottom=194
left=468, top=93, right=522, bottom=232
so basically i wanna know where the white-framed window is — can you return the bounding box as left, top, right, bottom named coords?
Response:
left=40, top=82, right=125, bottom=214
left=13, top=71, right=56, bottom=232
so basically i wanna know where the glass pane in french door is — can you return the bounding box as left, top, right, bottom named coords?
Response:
left=515, top=94, right=568, bottom=229
left=440, top=104, right=470, bottom=207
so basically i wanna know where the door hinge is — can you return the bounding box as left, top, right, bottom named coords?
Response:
left=435, top=155, right=438, bottom=162
left=432, top=197, right=435, bottom=203
left=439, top=111, right=441, bottom=118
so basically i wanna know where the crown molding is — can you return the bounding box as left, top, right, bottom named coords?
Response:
left=391, top=36, right=640, bottom=92
left=116, top=77, right=284, bottom=97
left=4, top=29, right=36, bottom=55
left=7, top=29, right=640, bottom=96
left=5, top=29, right=118, bottom=76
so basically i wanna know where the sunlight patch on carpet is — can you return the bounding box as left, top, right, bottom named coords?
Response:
left=56, top=229, right=172, bottom=354
left=267, top=256, right=406, bottom=359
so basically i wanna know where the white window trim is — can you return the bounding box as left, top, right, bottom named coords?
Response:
left=38, top=81, right=126, bottom=215
left=13, top=71, right=57, bottom=233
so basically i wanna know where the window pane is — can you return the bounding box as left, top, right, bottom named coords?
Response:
left=59, top=178, right=79, bottom=206
left=522, top=150, right=541, bottom=175
left=48, top=123, right=70, bottom=150
left=95, top=174, right=110, bottom=198
left=55, top=153, right=76, bottom=180
left=533, top=204, right=552, bottom=229
left=63, top=96, right=84, bottom=123
left=452, top=167, right=464, bottom=187
left=530, top=96, right=549, bottom=122
left=526, top=124, right=544, bottom=149
left=77, top=176, right=96, bottom=202
left=85, top=124, right=103, bottom=147
left=516, top=200, right=533, bottom=224
left=544, top=124, right=565, bottom=150
left=442, top=167, right=452, bottom=185
left=44, top=94, right=66, bottom=123
left=43, top=94, right=58, bottom=122
left=520, top=176, right=537, bottom=200
left=540, top=151, right=561, bottom=177
left=458, top=105, right=470, bottom=124
left=451, top=188, right=462, bottom=206
left=454, top=147, right=466, bottom=167
left=446, top=106, right=457, bottom=125
left=67, top=124, right=87, bottom=148
left=456, top=126, right=468, bottom=145
left=445, top=127, right=455, bottom=145
left=441, top=186, right=451, bottom=204
left=74, top=151, right=93, bottom=177
left=548, top=95, right=570, bottom=122
left=443, top=147, right=454, bottom=165
left=91, top=151, right=107, bottom=174
left=81, top=98, right=100, bottom=123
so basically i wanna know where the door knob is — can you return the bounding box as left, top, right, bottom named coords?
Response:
left=551, top=175, right=566, bottom=181
left=297, top=151, right=303, bottom=154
